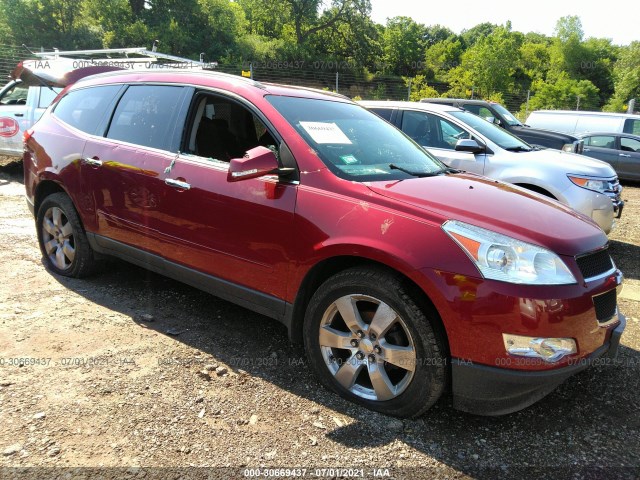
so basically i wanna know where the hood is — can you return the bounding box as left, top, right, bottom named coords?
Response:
left=519, top=149, right=617, bottom=178
left=366, top=173, right=607, bottom=256
left=511, top=124, right=577, bottom=142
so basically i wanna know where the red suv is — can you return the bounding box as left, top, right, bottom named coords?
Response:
left=23, top=70, right=625, bottom=417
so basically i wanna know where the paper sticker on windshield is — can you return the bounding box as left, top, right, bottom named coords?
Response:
left=300, top=122, right=352, bottom=144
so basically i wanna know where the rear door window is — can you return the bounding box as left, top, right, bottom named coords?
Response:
left=106, top=85, right=187, bottom=151
left=53, top=85, right=122, bottom=135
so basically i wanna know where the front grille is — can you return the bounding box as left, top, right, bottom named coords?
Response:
left=576, top=248, right=614, bottom=279
left=593, top=289, right=617, bottom=323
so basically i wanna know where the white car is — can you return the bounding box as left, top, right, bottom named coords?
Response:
left=360, top=101, right=624, bottom=234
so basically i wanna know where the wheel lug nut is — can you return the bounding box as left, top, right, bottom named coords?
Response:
left=374, top=345, right=382, bottom=354
left=350, top=339, right=359, bottom=347
left=368, top=354, right=376, bottom=363
left=355, top=351, right=364, bottom=360
left=356, top=330, right=364, bottom=339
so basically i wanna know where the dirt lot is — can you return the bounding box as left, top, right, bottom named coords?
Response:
left=1, top=156, right=639, bottom=480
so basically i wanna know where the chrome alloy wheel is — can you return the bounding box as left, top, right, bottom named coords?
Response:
left=318, top=294, right=416, bottom=401
left=41, top=206, right=76, bottom=271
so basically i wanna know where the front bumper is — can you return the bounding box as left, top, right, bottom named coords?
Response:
left=451, top=314, right=626, bottom=416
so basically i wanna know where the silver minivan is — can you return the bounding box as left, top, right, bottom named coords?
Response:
left=525, top=110, right=640, bottom=136
left=361, top=101, right=624, bottom=234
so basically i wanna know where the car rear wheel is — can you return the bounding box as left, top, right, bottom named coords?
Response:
left=303, top=266, right=447, bottom=418
left=37, top=193, right=97, bottom=278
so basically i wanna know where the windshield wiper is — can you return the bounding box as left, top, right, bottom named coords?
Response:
left=389, top=164, right=461, bottom=177
left=389, top=164, right=440, bottom=178
left=505, top=146, right=532, bottom=152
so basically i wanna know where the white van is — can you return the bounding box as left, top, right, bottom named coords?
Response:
left=525, top=110, right=640, bottom=137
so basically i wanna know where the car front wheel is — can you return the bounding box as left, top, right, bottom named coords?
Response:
left=303, top=267, right=447, bottom=418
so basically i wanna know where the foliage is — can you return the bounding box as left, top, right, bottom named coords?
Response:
left=381, top=16, right=426, bottom=75
left=528, top=72, right=600, bottom=110
left=405, top=75, right=439, bottom=101
left=605, top=41, right=640, bottom=112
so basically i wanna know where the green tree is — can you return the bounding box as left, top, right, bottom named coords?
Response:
left=606, top=41, right=640, bottom=112
left=283, top=0, right=371, bottom=46
left=528, top=72, right=599, bottom=110
left=3, top=0, right=101, bottom=49
left=461, top=22, right=497, bottom=47
left=405, top=75, right=439, bottom=101
left=423, top=24, right=454, bottom=47
left=424, top=36, right=463, bottom=82
left=381, top=16, right=426, bottom=75
left=450, top=25, right=520, bottom=97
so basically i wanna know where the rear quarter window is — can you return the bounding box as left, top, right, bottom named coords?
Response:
left=53, top=85, right=121, bottom=135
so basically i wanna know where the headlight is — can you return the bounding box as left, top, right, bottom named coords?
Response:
left=442, top=220, right=576, bottom=285
left=567, top=175, right=609, bottom=194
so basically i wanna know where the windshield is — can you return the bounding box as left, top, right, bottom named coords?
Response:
left=492, top=103, right=522, bottom=126
left=267, top=96, right=447, bottom=181
left=450, top=110, right=532, bottom=151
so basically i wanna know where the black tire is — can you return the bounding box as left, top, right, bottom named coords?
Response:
left=36, top=192, right=97, bottom=278
left=303, top=266, right=447, bottom=418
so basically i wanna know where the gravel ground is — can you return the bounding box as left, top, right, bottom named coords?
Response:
left=0, top=156, right=639, bottom=480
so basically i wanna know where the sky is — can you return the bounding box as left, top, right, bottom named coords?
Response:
left=368, top=0, right=638, bottom=46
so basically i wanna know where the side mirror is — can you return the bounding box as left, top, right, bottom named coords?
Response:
left=228, top=146, right=279, bottom=182
left=485, top=116, right=496, bottom=124
left=227, top=146, right=294, bottom=182
left=455, top=139, right=485, bottom=154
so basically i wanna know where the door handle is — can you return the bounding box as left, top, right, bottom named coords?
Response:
left=83, top=157, right=102, bottom=167
left=619, top=153, right=631, bottom=157
left=165, top=178, right=191, bottom=190
left=13, top=113, right=24, bottom=117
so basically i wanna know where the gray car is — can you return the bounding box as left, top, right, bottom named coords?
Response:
left=577, top=132, right=640, bottom=182
left=360, top=101, right=624, bottom=234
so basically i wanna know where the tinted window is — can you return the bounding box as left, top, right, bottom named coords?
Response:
left=53, top=85, right=121, bottom=134
left=267, top=96, right=446, bottom=182
left=107, top=85, right=184, bottom=150
left=369, top=108, right=393, bottom=121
